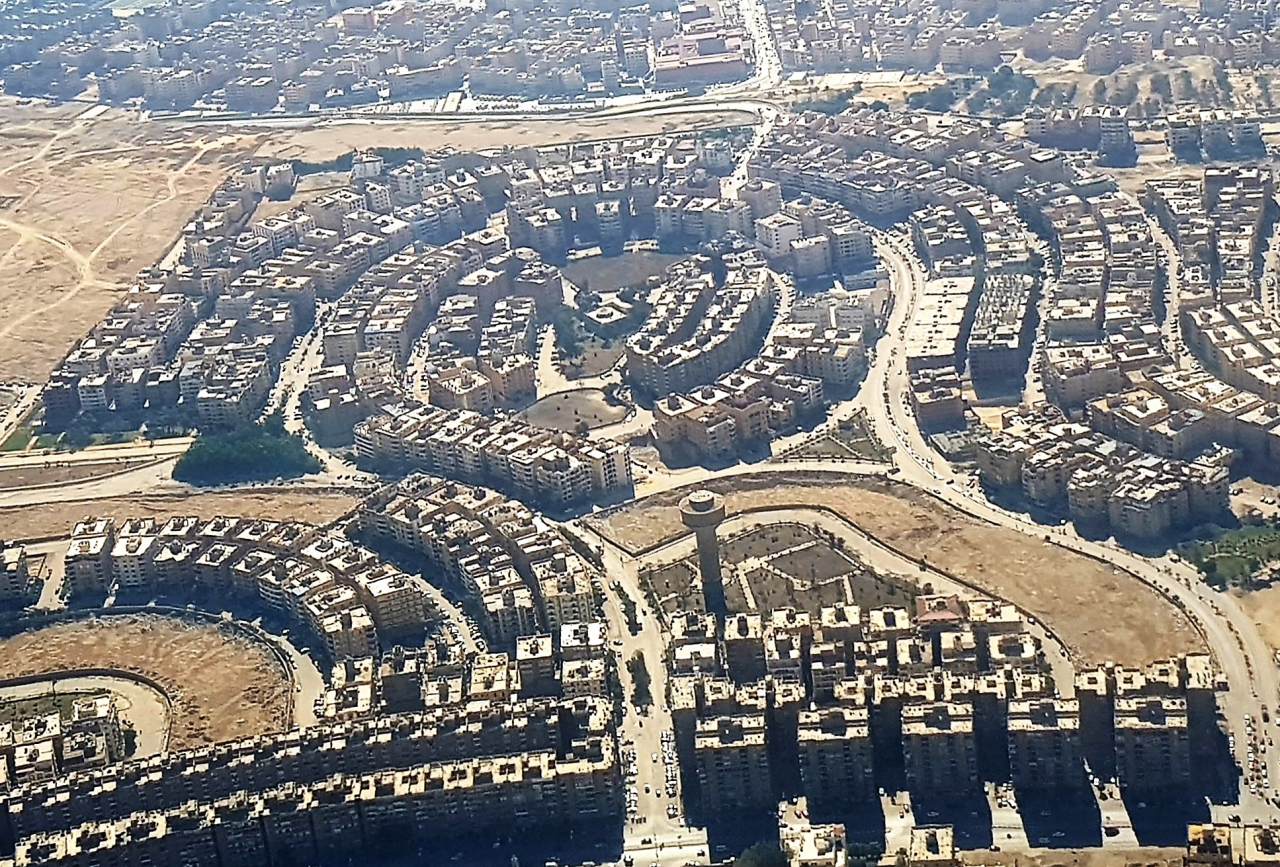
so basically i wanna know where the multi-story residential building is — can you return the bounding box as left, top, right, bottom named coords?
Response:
left=1006, top=698, right=1086, bottom=790
left=695, top=714, right=773, bottom=813
left=797, top=707, right=876, bottom=807
left=902, top=702, right=979, bottom=797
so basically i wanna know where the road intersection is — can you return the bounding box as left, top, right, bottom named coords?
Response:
left=578, top=221, right=1280, bottom=859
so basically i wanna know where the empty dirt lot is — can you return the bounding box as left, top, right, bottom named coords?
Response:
left=0, top=99, right=756, bottom=383
left=0, top=456, right=162, bottom=491
left=1234, top=584, right=1280, bottom=652
left=253, top=109, right=756, bottom=162
left=965, top=849, right=1181, bottom=867
left=0, top=101, right=263, bottom=381
left=0, top=614, right=291, bottom=749
left=587, top=472, right=1203, bottom=667
left=0, top=488, right=359, bottom=540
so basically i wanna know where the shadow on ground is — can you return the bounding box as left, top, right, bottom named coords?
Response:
left=1017, top=788, right=1102, bottom=849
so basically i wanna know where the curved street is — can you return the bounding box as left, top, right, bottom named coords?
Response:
left=584, top=221, right=1280, bottom=838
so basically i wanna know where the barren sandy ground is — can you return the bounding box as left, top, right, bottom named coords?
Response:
left=0, top=101, right=261, bottom=381
left=1235, top=585, right=1280, bottom=653
left=0, top=489, right=359, bottom=540
left=0, top=614, right=290, bottom=748
left=253, top=110, right=757, bottom=161
left=588, top=472, right=1203, bottom=667
left=0, top=457, right=161, bottom=490
left=0, top=101, right=756, bottom=382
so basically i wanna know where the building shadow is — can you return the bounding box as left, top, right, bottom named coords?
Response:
left=702, top=808, right=780, bottom=863
left=1198, top=721, right=1243, bottom=808
left=317, top=818, right=625, bottom=867
left=910, top=795, right=992, bottom=850
left=807, top=800, right=887, bottom=848
left=1120, top=787, right=1210, bottom=847
left=968, top=377, right=1026, bottom=403
left=1016, top=787, right=1102, bottom=849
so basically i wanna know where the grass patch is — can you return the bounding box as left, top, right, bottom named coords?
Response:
left=0, top=422, right=33, bottom=452
left=640, top=561, right=702, bottom=619
left=1180, top=522, right=1280, bottom=587
left=787, top=414, right=890, bottom=462
left=519, top=388, right=627, bottom=433
left=795, top=89, right=859, bottom=115
left=792, top=435, right=856, bottom=459
left=0, top=690, right=107, bottom=724
left=720, top=523, right=918, bottom=615
left=562, top=335, right=625, bottom=379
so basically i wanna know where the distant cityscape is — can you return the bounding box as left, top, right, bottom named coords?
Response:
left=8, top=0, right=1280, bottom=865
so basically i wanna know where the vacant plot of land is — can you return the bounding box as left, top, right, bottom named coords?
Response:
left=562, top=251, right=687, bottom=295
left=0, top=104, right=260, bottom=380
left=1235, top=585, right=1280, bottom=652
left=0, top=457, right=161, bottom=491
left=965, top=848, right=1181, bottom=867
left=589, top=472, right=1201, bottom=666
left=0, top=488, right=359, bottom=540
left=520, top=388, right=627, bottom=431
left=256, top=111, right=755, bottom=163
left=0, top=614, right=291, bottom=748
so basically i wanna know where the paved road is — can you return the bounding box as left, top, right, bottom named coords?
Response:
left=864, top=233, right=1279, bottom=821
left=0, top=385, right=41, bottom=449
left=534, top=323, right=625, bottom=399
left=1150, top=217, right=1191, bottom=368
left=270, top=307, right=361, bottom=480
left=256, top=625, right=325, bottom=729
left=593, top=523, right=710, bottom=867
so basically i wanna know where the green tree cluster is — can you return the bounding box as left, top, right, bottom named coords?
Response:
left=735, top=844, right=788, bottom=867
left=907, top=85, right=955, bottom=112
left=966, top=65, right=1037, bottom=115
left=294, top=146, right=426, bottom=176
left=1151, top=72, right=1172, bottom=101
left=173, top=414, right=320, bottom=486
left=626, top=651, right=652, bottom=708
left=795, top=89, right=858, bottom=115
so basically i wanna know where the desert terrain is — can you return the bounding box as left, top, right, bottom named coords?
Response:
left=251, top=109, right=757, bottom=162
left=0, top=102, right=262, bottom=381
left=0, top=614, right=291, bottom=749
left=0, top=99, right=750, bottom=384
left=0, top=487, right=359, bottom=540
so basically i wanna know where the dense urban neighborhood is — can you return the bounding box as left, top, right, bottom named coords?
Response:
left=8, top=0, right=1280, bottom=865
